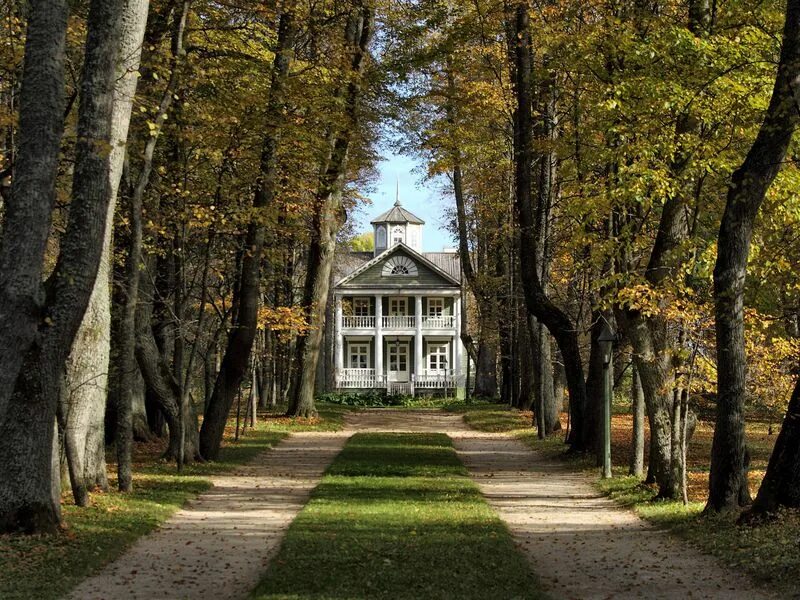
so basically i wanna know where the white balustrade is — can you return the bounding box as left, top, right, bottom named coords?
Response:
left=382, top=315, right=415, bottom=329
left=421, top=315, right=455, bottom=329
left=341, top=315, right=375, bottom=329
left=414, top=369, right=456, bottom=389
left=337, top=368, right=377, bottom=388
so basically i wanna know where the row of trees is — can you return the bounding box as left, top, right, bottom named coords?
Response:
left=1, top=0, right=799, bottom=535
left=0, top=0, right=377, bottom=533
left=386, top=0, right=800, bottom=515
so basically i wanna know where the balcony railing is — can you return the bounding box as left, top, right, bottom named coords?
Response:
left=382, top=315, right=415, bottom=329
left=341, top=315, right=456, bottom=330
left=342, top=315, right=375, bottom=329
left=422, top=315, right=455, bottom=329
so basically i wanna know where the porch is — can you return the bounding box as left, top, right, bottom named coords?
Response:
left=336, top=368, right=459, bottom=395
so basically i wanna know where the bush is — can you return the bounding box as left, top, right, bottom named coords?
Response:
left=317, top=390, right=411, bottom=407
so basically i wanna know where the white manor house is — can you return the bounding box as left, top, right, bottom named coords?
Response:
left=330, top=199, right=466, bottom=396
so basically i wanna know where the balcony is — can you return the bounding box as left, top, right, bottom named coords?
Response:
left=382, top=315, right=415, bottom=329
left=342, top=315, right=375, bottom=329
left=341, top=315, right=457, bottom=330
left=422, top=315, right=455, bottom=329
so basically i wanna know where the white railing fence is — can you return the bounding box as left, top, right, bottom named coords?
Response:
left=337, top=368, right=377, bottom=388
left=421, top=315, right=455, bottom=329
left=413, top=370, right=457, bottom=388
left=382, top=315, right=415, bottom=329
left=341, top=315, right=376, bottom=329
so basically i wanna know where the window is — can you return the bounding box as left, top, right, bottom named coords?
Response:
left=389, top=297, right=407, bottom=316
left=392, top=226, right=404, bottom=246
left=428, top=343, right=448, bottom=371
left=382, top=256, right=418, bottom=277
left=376, top=226, right=386, bottom=248
left=353, top=297, right=370, bottom=317
left=349, top=343, right=370, bottom=369
left=427, top=298, right=444, bottom=317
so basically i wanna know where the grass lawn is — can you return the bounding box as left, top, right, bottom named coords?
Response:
left=251, top=432, right=545, bottom=600
left=449, top=401, right=799, bottom=598
left=0, top=402, right=349, bottom=600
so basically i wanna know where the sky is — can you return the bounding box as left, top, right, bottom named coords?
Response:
left=352, top=151, right=454, bottom=252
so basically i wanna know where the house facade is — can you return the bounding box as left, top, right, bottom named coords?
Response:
left=332, top=199, right=465, bottom=396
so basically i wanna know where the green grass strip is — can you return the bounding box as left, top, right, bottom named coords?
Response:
left=0, top=403, right=350, bottom=600
left=252, top=432, right=544, bottom=600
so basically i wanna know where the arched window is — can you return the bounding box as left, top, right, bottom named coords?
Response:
left=382, top=256, right=418, bottom=277
left=392, top=226, right=404, bottom=246
left=375, top=226, right=386, bottom=248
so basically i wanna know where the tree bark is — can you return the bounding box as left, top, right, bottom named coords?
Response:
left=629, top=364, right=645, bottom=477
left=708, top=0, right=800, bottom=512
left=63, top=0, right=150, bottom=502
left=748, top=373, right=800, bottom=515
left=201, top=6, right=297, bottom=457
left=0, top=0, right=68, bottom=421
left=0, top=0, right=125, bottom=532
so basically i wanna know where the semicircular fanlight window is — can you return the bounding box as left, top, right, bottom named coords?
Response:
left=382, top=256, right=418, bottom=277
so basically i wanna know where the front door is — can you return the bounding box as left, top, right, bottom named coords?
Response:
left=387, top=341, right=409, bottom=382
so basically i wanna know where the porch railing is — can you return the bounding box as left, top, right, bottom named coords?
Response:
left=342, top=315, right=375, bottom=329
left=337, top=368, right=378, bottom=388
left=414, top=370, right=456, bottom=388
left=382, top=315, right=415, bottom=329
left=421, top=315, right=455, bottom=329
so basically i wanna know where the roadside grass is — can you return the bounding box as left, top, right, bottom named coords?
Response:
left=0, top=402, right=348, bottom=600
left=452, top=401, right=798, bottom=597
left=251, top=432, right=546, bottom=600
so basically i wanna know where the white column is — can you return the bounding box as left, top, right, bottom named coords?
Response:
left=375, top=295, right=383, bottom=384
left=454, top=297, right=462, bottom=382
left=415, top=295, right=423, bottom=380
left=335, top=297, right=344, bottom=373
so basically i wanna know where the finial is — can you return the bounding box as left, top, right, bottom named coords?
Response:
left=394, top=176, right=401, bottom=206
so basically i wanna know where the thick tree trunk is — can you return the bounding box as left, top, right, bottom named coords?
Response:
left=0, top=0, right=68, bottom=422
left=0, top=0, right=125, bottom=532
left=64, top=0, right=149, bottom=500
left=474, top=335, right=499, bottom=398
left=507, top=0, right=587, bottom=451
left=201, top=7, right=296, bottom=458
left=748, top=374, right=800, bottom=515
left=0, top=0, right=68, bottom=420
left=288, top=4, right=373, bottom=417
left=708, top=0, right=800, bottom=512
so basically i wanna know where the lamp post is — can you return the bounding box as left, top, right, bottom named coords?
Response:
left=598, top=320, right=615, bottom=479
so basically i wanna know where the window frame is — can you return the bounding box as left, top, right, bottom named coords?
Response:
left=348, top=342, right=370, bottom=369
left=427, top=342, right=449, bottom=372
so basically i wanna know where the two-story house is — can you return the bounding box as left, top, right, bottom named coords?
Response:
left=331, top=199, right=465, bottom=396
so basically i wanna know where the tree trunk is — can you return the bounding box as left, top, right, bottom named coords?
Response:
left=0, top=0, right=68, bottom=420
left=200, top=6, right=296, bottom=458
left=748, top=374, right=800, bottom=515
left=629, top=364, right=645, bottom=477
left=708, top=0, right=800, bottom=512
left=288, top=4, right=373, bottom=417
left=0, top=0, right=126, bottom=532
left=507, top=0, right=587, bottom=450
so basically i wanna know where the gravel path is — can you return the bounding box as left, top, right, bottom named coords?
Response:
left=64, top=410, right=775, bottom=600
left=450, top=430, right=775, bottom=600
left=65, top=431, right=348, bottom=600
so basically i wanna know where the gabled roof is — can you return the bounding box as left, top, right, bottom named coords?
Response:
left=335, top=243, right=460, bottom=288
left=370, top=199, right=425, bottom=225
